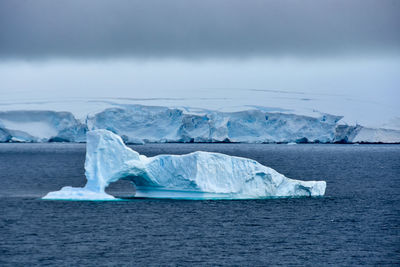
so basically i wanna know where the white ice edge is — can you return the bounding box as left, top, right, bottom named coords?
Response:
left=43, top=129, right=326, bottom=201
left=2, top=105, right=400, bottom=144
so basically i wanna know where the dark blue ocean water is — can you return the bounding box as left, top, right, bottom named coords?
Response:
left=0, top=143, right=399, bottom=266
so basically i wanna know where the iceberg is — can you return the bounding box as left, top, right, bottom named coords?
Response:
left=0, top=128, right=11, bottom=142
left=0, top=110, right=86, bottom=142
left=43, top=129, right=326, bottom=200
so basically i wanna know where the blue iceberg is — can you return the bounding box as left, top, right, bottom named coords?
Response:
left=43, top=129, right=326, bottom=200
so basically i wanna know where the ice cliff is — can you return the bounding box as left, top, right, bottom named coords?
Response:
left=0, top=110, right=86, bottom=142
left=87, top=105, right=343, bottom=143
left=43, top=129, right=326, bottom=200
left=87, top=105, right=400, bottom=143
left=1, top=105, right=399, bottom=143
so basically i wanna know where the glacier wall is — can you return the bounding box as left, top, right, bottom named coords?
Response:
left=87, top=105, right=343, bottom=143
left=43, top=129, right=326, bottom=200
left=352, top=127, right=400, bottom=143
left=1, top=105, right=399, bottom=143
left=87, top=105, right=400, bottom=144
left=0, top=110, right=86, bottom=142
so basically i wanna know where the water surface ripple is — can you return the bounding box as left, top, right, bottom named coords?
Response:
left=0, top=143, right=399, bottom=266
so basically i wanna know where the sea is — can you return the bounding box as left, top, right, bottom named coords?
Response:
left=0, top=143, right=399, bottom=266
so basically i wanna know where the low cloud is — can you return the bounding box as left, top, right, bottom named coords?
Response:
left=0, top=0, right=399, bottom=59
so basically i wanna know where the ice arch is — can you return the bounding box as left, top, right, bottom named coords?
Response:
left=43, top=130, right=326, bottom=200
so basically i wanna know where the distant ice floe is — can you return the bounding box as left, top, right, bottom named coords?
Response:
left=1, top=105, right=400, bottom=143
left=43, top=130, right=326, bottom=200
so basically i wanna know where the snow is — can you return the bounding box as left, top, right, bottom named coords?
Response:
left=1, top=105, right=400, bottom=143
left=87, top=105, right=400, bottom=143
left=0, top=110, right=86, bottom=142
left=352, top=127, right=400, bottom=143
left=43, top=129, right=326, bottom=200
left=87, top=105, right=343, bottom=143
left=0, top=120, right=58, bottom=141
left=0, top=128, right=11, bottom=142
left=2, top=59, right=399, bottom=131
left=42, top=186, right=116, bottom=201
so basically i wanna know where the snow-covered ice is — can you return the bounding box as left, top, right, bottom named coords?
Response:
left=1, top=105, right=400, bottom=143
left=352, top=127, right=400, bottom=144
left=87, top=105, right=342, bottom=143
left=86, top=105, right=400, bottom=143
left=0, top=110, right=86, bottom=142
left=43, top=129, right=327, bottom=200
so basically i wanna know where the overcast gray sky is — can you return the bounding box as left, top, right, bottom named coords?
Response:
left=0, top=0, right=399, bottom=129
left=1, top=0, right=399, bottom=59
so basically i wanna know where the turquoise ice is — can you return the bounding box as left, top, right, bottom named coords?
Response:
left=43, top=129, right=326, bottom=200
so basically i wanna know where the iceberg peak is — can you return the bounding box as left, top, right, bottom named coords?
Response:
left=43, top=129, right=326, bottom=200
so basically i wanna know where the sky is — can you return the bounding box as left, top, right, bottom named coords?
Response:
left=0, top=0, right=399, bottom=128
